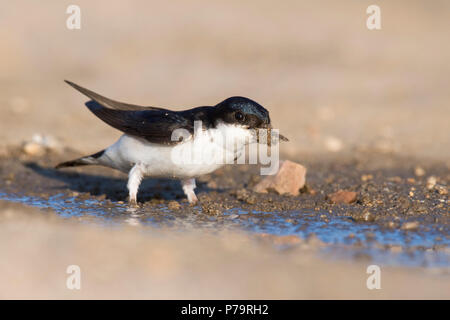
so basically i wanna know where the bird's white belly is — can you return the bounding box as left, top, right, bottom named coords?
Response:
left=101, top=133, right=244, bottom=179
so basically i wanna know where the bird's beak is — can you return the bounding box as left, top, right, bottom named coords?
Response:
left=278, top=133, right=289, bottom=142
left=257, top=123, right=289, bottom=145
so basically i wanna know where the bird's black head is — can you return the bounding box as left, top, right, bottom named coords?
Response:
left=214, top=96, right=271, bottom=129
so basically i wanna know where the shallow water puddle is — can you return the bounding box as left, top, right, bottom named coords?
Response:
left=1, top=192, right=448, bottom=268
left=223, top=208, right=449, bottom=248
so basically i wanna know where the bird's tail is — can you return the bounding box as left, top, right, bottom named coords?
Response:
left=55, top=150, right=105, bottom=169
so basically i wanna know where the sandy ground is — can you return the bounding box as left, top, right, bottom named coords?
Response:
left=0, top=1, right=449, bottom=299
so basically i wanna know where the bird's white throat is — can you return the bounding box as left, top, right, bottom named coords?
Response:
left=170, top=121, right=255, bottom=166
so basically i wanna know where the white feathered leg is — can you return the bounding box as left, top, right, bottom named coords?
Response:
left=127, top=163, right=144, bottom=206
left=181, top=178, right=198, bottom=204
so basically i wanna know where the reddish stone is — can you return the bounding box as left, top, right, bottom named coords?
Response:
left=253, top=160, right=307, bottom=196
left=327, top=190, right=357, bottom=204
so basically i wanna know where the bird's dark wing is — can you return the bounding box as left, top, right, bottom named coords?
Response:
left=86, top=100, right=194, bottom=145
left=65, top=80, right=165, bottom=111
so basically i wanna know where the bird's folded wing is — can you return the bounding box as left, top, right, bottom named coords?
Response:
left=65, top=80, right=165, bottom=111
left=86, top=100, right=194, bottom=145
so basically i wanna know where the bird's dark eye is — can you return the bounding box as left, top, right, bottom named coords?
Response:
left=235, top=111, right=245, bottom=121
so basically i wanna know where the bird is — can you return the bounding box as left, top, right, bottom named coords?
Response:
left=56, top=80, right=288, bottom=206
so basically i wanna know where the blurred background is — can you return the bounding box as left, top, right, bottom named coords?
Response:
left=1, top=0, right=449, bottom=159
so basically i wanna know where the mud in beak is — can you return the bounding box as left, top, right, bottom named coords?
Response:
left=257, top=124, right=289, bottom=146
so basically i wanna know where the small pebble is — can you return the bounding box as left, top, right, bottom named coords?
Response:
left=436, top=185, right=448, bottom=195
left=388, top=176, right=402, bottom=183
left=245, top=196, right=256, bottom=205
left=390, top=245, right=403, bottom=253
left=426, top=176, right=437, bottom=189
left=23, top=142, right=45, bottom=156
left=387, top=221, right=397, bottom=229
left=327, top=190, right=357, bottom=204
left=168, top=201, right=181, bottom=210
left=401, top=221, right=420, bottom=231
left=414, top=166, right=426, bottom=177
left=363, top=211, right=375, bottom=222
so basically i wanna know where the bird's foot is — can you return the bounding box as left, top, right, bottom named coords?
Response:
left=187, top=192, right=198, bottom=205
left=127, top=163, right=143, bottom=209
left=181, top=178, right=198, bottom=205
left=128, top=197, right=139, bottom=208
